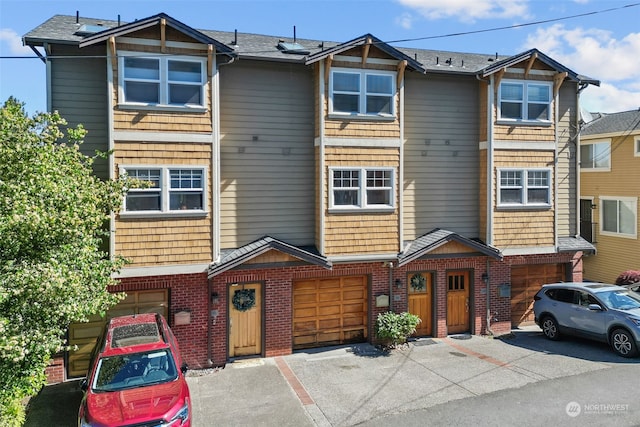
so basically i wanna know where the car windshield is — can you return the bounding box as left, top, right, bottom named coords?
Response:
left=599, top=290, right=640, bottom=311
left=92, top=349, right=178, bottom=392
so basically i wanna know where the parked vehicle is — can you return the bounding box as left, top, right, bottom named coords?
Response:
left=533, top=282, right=640, bottom=357
left=78, top=313, right=191, bottom=427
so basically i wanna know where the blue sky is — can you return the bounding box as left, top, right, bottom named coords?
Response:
left=1, top=0, right=639, bottom=115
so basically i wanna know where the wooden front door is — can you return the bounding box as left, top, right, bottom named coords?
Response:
left=447, top=271, right=470, bottom=334
left=408, top=272, right=432, bottom=336
left=229, top=283, right=262, bottom=358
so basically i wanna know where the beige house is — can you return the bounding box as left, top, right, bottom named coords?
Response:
left=580, top=109, right=640, bottom=283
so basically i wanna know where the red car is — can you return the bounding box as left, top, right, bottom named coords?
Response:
left=78, top=313, right=191, bottom=427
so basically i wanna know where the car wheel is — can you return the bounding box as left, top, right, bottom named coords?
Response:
left=610, top=328, right=638, bottom=358
left=541, top=316, right=560, bottom=341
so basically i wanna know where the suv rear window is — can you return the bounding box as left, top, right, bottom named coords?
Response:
left=111, top=323, right=160, bottom=348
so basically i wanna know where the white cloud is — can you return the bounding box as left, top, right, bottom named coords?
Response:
left=395, top=12, right=414, bottom=30
left=397, top=0, right=530, bottom=23
left=580, top=83, right=640, bottom=114
left=0, top=28, right=32, bottom=55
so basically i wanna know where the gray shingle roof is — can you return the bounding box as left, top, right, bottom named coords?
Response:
left=557, top=236, right=596, bottom=254
left=23, top=14, right=594, bottom=79
left=581, top=109, right=640, bottom=136
left=398, top=228, right=502, bottom=266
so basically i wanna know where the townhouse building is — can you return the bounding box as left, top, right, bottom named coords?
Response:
left=23, top=12, right=598, bottom=381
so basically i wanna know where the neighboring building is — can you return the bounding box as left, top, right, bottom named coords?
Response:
left=579, top=109, right=640, bottom=283
left=23, top=12, right=598, bottom=382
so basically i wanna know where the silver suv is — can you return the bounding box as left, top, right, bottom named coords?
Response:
left=533, top=282, right=640, bottom=357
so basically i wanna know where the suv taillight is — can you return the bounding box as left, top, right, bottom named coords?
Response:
left=533, top=294, right=542, bottom=301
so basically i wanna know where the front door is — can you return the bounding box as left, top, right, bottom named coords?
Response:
left=408, top=272, right=432, bottom=336
left=228, top=283, right=262, bottom=358
left=447, top=271, right=470, bottom=334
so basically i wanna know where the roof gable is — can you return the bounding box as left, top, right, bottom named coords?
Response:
left=305, top=33, right=425, bottom=73
left=78, top=12, right=234, bottom=55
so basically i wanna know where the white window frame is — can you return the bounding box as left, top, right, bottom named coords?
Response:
left=498, top=80, right=552, bottom=123
left=599, top=196, right=637, bottom=239
left=580, top=140, right=611, bottom=171
left=329, top=167, right=395, bottom=211
left=329, top=68, right=396, bottom=118
left=497, top=168, right=552, bottom=208
left=120, top=166, right=207, bottom=216
left=118, top=51, right=206, bottom=110
left=634, top=136, right=640, bottom=157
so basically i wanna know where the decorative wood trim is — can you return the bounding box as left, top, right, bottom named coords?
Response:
left=553, top=71, right=568, bottom=97
left=109, top=37, right=117, bottom=70
left=324, top=54, right=333, bottom=87
left=362, top=37, right=372, bottom=67
left=397, top=60, right=407, bottom=88
left=207, top=44, right=213, bottom=77
left=524, top=52, right=538, bottom=78
left=495, top=68, right=505, bottom=88
left=113, top=130, right=214, bottom=143
left=160, top=18, right=166, bottom=53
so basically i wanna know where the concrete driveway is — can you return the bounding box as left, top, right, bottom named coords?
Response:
left=25, top=326, right=639, bottom=426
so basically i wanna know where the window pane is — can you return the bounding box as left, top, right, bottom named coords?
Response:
left=366, top=95, right=391, bottom=114
left=333, top=94, right=359, bottom=113
left=170, top=193, right=203, bottom=210
left=593, top=143, right=610, bottom=168
left=528, top=103, right=549, bottom=120
left=366, top=75, right=392, bottom=94
left=367, top=189, right=390, bottom=205
left=333, top=73, right=359, bottom=92
left=528, top=188, right=549, bottom=204
left=501, top=189, right=522, bottom=203
left=169, top=84, right=201, bottom=105
left=602, top=200, right=618, bottom=232
left=334, top=190, right=358, bottom=206
left=126, top=193, right=161, bottom=211
left=170, top=169, right=203, bottom=189
left=501, top=102, right=522, bottom=119
left=366, top=170, right=391, bottom=187
left=528, top=85, right=549, bottom=102
left=619, top=200, right=636, bottom=234
left=333, top=170, right=359, bottom=187
left=124, top=58, right=159, bottom=80
left=501, top=83, right=523, bottom=101
left=125, top=81, right=159, bottom=103
left=500, top=171, right=521, bottom=187
left=128, top=169, right=161, bottom=187
left=168, top=61, right=201, bottom=83
left=527, top=171, right=548, bottom=187
left=580, top=145, right=594, bottom=168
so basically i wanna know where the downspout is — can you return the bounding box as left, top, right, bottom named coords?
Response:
left=485, top=259, right=494, bottom=335
left=207, top=278, right=213, bottom=366
left=319, top=61, right=326, bottom=255
left=388, top=262, right=394, bottom=312
left=486, top=75, right=495, bottom=246
left=554, top=80, right=559, bottom=250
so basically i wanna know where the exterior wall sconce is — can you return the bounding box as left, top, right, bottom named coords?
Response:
left=210, top=291, right=219, bottom=305
left=395, top=279, right=403, bottom=289
left=481, top=273, right=489, bottom=284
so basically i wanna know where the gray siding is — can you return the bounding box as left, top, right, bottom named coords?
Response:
left=557, top=83, right=578, bottom=237
left=219, top=60, right=315, bottom=248
left=50, top=45, right=109, bottom=179
left=403, top=74, right=481, bottom=240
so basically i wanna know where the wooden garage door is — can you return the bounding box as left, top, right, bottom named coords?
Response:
left=67, top=289, right=168, bottom=378
left=293, top=276, right=368, bottom=349
left=511, top=264, right=565, bottom=326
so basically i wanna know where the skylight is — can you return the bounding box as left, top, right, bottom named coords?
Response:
left=75, top=24, right=110, bottom=36
left=277, top=41, right=310, bottom=55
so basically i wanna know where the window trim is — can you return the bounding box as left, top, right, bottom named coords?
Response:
left=634, top=136, right=640, bottom=157
left=580, top=139, right=611, bottom=171
left=120, top=165, right=208, bottom=217
left=117, top=51, right=206, bottom=110
left=497, top=168, right=552, bottom=208
left=599, top=196, right=637, bottom=239
left=328, top=68, right=396, bottom=119
left=497, top=80, right=552, bottom=124
left=329, top=166, right=396, bottom=211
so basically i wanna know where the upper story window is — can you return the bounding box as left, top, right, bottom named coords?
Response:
left=121, top=166, right=206, bottom=215
left=635, top=136, right=640, bottom=157
left=600, top=196, right=637, bottom=238
left=498, top=168, right=551, bottom=208
left=330, top=69, right=395, bottom=118
left=498, top=81, right=551, bottom=123
left=330, top=167, right=395, bottom=210
left=119, top=52, right=205, bottom=109
left=580, top=140, right=610, bottom=170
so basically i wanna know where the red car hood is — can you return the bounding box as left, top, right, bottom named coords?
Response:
left=85, top=380, right=186, bottom=425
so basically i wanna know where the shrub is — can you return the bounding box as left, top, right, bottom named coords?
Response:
left=374, top=311, right=421, bottom=349
left=615, top=270, right=640, bottom=286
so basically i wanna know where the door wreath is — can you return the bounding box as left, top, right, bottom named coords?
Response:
left=410, top=273, right=426, bottom=291
left=232, top=288, right=256, bottom=312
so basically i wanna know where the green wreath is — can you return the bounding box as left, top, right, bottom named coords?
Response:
left=410, top=273, right=426, bottom=291
left=232, top=289, right=256, bottom=312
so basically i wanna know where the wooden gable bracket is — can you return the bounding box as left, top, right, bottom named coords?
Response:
left=160, top=18, right=167, bottom=53
left=362, top=37, right=372, bottom=67
left=109, top=36, right=117, bottom=71
left=207, top=44, right=213, bottom=78
left=396, top=60, right=407, bottom=88
left=494, top=68, right=506, bottom=96
left=524, top=52, right=538, bottom=78
left=324, top=54, right=333, bottom=87
left=553, top=71, right=568, bottom=97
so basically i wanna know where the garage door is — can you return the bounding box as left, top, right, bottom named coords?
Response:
left=511, top=264, right=565, bottom=326
left=67, top=289, right=168, bottom=378
left=293, top=276, right=368, bottom=349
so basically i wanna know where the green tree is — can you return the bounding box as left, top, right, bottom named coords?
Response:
left=0, top=98, right=128, bottom=425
